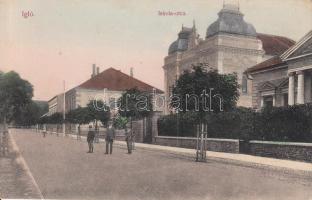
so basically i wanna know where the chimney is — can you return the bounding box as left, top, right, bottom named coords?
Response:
left=96, top=67, right=100, bottom=75
left=130, top=67, right=134, bottom=77
left=91, top=64, right=96, bottom=78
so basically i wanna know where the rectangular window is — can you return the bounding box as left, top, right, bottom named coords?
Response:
left=242, top=77, right=248, bottom=94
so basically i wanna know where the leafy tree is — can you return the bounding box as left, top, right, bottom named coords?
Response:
left=14, top=101, right=41, bottom=126
left=86, top=100, right=110, bottom=128
left=47, top=112, right=63, bottom=133
left=14, top=101, right=48, bottom=126
left=48, top=112, right=63, bottom=124
left=118, top=87, right=153, bottom=120
left=66, top=106, right=92, bottom=136
left=0, top=71, right=33, bottom=127
left=38, top=115, right=48, bottom=125
left=66, top=107, right=91, bottom=125
left=118, top=87, right=153, bottom=132
left=34, top=100, right=48, bottom=116
left=171, top=65, right=239, bottom=122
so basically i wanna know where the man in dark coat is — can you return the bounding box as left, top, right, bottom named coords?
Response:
left=125, top=124, right=134, bottom=154
left=105, top=122, right=115, bottom=154
left=87, top=125, right=95, bottom=153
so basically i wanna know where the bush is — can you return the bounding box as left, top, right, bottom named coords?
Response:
left=158, top=113, right=197, bottom=137
left=158, top=104, right=312, bottom=142
left=256, top=104, right=312, bottom=142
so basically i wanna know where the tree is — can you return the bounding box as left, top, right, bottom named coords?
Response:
left=38, top=115, right=48, bottom=125
left=118, top=87, right=153, bottom=142
left=48, top=112, right=63, bottom=133
left=66, top=106, right=92, bottom=137
left=34, top=101, right=48, bottom=116
left=66, top=107, right=91, bottom=125
left=48, top=112, right=63, bottom=124
left=0, top=71, right=33, bottom=127
left=86, top=100, right=110, bottom=128
left=171, top=65, right=239, bottom=120
left=118, top=87, right=153, bottom=120
left=14, top=100, right=48, bottom=126
left=14, top=101, right=41, bottom=126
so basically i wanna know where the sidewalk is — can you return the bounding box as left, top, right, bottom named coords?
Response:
left=111, top=140, right=312, bottom=173
left=63, top=131, right=312, bottom=173
left=118, top=141, right=312, bottom=172
left=0, top=132, right=43, bottom=199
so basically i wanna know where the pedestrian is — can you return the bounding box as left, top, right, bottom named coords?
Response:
left=41, top=124, right=46, bottom=137
left=105, top=122, right=115, bottom=154
left=87, top=125, right=95, bottom=153
left=1, top=130, right=8, bottom=156
left=125, top=125, right=133, bottom=154
left=77, top=125, right=81, bottom=140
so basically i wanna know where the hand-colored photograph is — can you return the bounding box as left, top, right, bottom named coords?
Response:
left=0, top=0, right=312, bottom=199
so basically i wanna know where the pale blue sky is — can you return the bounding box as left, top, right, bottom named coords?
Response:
left=0, top=0, right=311, bottom=100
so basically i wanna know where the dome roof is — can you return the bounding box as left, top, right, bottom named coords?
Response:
left=168, top=41, right=178, bottom=54
left=206, top=6, right=257, bottom=38
left=168, top=27, right=193, bottom=55
left=168, top=39, right=189, bottom=54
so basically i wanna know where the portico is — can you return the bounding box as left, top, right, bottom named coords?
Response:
left=247, top=30, right=312, bottom=109
left=288, top=67, right=312, bottom=105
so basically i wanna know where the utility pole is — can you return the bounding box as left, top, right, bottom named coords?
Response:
left=63, top=80, right=66, bottom=136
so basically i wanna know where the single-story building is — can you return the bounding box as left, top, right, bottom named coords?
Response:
left=246, top=30, right=312, bottom=109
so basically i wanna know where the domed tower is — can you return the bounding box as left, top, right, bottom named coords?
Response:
left=204, top=2, right=264, bottom=107
left=206, top=3, right=257, bottom=38
left=163, top=23, right=200, bottom=114
left=163, top=2, right=265, bottom=113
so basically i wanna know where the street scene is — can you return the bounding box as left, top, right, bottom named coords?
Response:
left=1, top=0, right=312, bottom=199
left=1, top=129, right=312, bottom=200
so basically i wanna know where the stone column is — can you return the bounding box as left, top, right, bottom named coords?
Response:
left=288, top=72, right=295, bottom=105
left=272, top=95, right=276, bottom=107
left=297, top=71, right=305, bottom=104
left=260, top=96, right=264, bottom=108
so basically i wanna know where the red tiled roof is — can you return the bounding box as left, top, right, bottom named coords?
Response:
left=246, top=56, right=285, bottom=73
left=78, top=67, right=163, bottom=93
left=257, top=33, right=295, bottom=56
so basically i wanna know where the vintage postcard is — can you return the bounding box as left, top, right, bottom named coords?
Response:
left=0, top=0, right=312, bottom=199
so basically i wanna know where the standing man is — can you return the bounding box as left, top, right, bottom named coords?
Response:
left=2, top=130, right=8, bottom=155
left=0, top=123, right=3, bottom=155
left=105, top=122, right=115, bottom=154
left=77, top=125, right=81, bottom=140
left=87, top=125, right=95, bottom=153
left=125, top=124, right=133, bottom=154
left=0, top=123, right=8, bottom=156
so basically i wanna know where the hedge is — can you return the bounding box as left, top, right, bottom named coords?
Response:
left=158, top=104, right=312, bottom=142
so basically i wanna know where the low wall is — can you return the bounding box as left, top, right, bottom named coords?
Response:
left=154, top=136, right=239, bottom=153
left=249, top=141, right=312, bottom=162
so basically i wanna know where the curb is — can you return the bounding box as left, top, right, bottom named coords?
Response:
left=34, top=130, right=312, bottom=174
left=8, top=132, right=45, bottom=199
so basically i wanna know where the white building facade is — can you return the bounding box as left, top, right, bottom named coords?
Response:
left=163, top=3, right=294, bottom=114
left=247, top=30, right=312, bottom=109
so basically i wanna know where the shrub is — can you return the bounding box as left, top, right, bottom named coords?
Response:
left=158, top=113, right=197, bottom=137
left=158, top=104, right=312, bottom=142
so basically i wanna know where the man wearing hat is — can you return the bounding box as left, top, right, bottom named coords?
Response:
left=105, top=121, right=115, bottom=154
left=87, top=125, right=95, bottom=153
